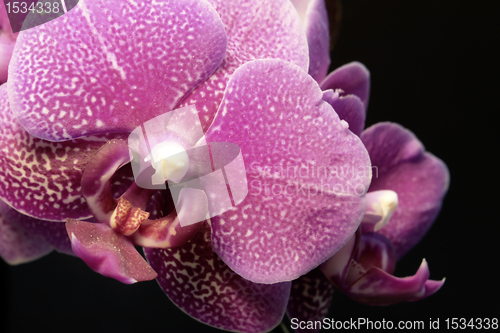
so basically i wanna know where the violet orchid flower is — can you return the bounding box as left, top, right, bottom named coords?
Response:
left=286, top=63, right=449, bottom=331
left=0, top=0, right=378, bottom=332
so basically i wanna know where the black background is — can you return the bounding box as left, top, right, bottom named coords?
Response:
left=2, top=0, right=499, bottom=332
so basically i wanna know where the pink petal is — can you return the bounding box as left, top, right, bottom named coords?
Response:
left=9, top=0, right=227, bottom=141
left=0, top=31, right=16, bottom=83
left=206, top=59, right=371, bottom=284
left=323, top=89, right=366, bottom=136
left=0, top=198, right=73, bottom=256
left=0, top=1, right=23, bottom=84
left=345, top=232, right=396, bottom=285
left=145, top=224, right=291, bottom=333
left=410, top=278, right=445, bottom=302
left=320, top=232, right=358, bottom=288
left=66, top=219, right=157, bottom=284
left=291, top=0, right=331, bottom=82
left=320, top=62, right=371, bottom=108
left=80, top=139, right=132, bottom=224
left=345, top=259, right=443, bottom=306
left=0, top=199, right=52, bottom=265
left=360, top=122, right=450, bottom=258
left=179, top=0, right=309, bottom=131
left=0, top=83, right=128, bottom=221
left=287, top=268, right=334, bottom=333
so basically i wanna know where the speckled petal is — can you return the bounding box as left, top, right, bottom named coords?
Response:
left=287, top=268, right=334, bottom=333
left=205, top=59, right=371, bottom=284
left=0, top=200, right=52, bottom=264
left=320, top=62, right=370, bottom=108
left=66, top=218, right=157, bottom=284
left=0, top=83, right=127, bottom=221
left=291, top=0, right=331, bottom=82
left=145, top=224, right=291, bottom=333
left=360, top=122, right=450, bottom=258
left=322, top=89, right=365, bottom=136
left=8, top=0, right=227, bottom=141
left=179, top=0, right=309, bottom=131
left=0, top=198, right=73, bottom=255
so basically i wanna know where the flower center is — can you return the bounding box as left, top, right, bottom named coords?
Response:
left=109, top=197, right=150, bottom=236
left=149, top=142, right=189, bottom=184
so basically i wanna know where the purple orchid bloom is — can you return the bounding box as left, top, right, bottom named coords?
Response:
left=319, top=121, right=449, bottom=307
left=286, top=63, right=449, bottom=332
left=0, top=0, right=450, bottom=332
left=0, top=0, right=377, bottom=332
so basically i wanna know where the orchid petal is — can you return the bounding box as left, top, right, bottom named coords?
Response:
left=0, top=84, right=128, bottom=221
left=143, top=188, right=174, bottom=220
left=179, top=0, right=309, bottom=131
left=322, top=89, right=366, bottom=136
left=287, top=268, right=334, bottom=333
left=0, top=31, right=17, bottom=84
left=0, top=1, right=18, bottom=84
left=410, top=278, right=446, bottom=302
left=291, top=0, right=331, bottom=82
left=66, top=219, right=157, bottom=284
left=320, top=231, right=358, bottom=288
left=9, top=0, right=227, bottom=141
left=320, top=62, right=371, bottom=108
left=345, top=259, right=442, bottom=306
left=205, top=59, right=371, bottom=284
left=175, top=188, right=209, bottom=227
left=360, top=122, right=450, bottom=258
left=0, top=1, right=13, bottom=34
left=145, top=224, right=291, bottom=333
left=0, top=198, right=73, bottom=255
left=345, top=232, right=396, bottom=285
left=0, top=0, right=18, bottom=83
left=80, top=139, right=132, bottom=224
left=322, top=230, right=442, bottom=306
left=0, top=200, right=52, bottom=264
